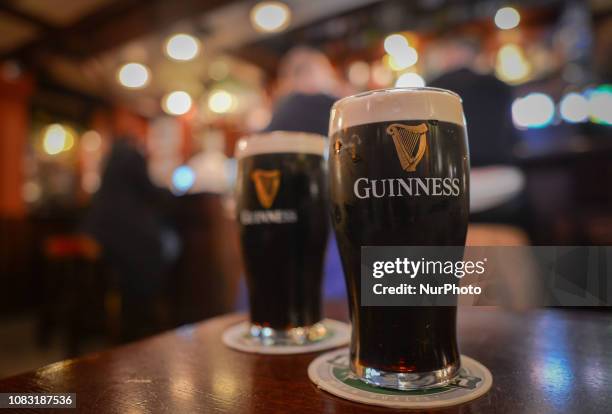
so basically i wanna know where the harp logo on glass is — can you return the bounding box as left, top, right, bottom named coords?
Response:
left=387, top=123, right=428, bottom=172
left=251, top=169, right=281, bottom=208
left=241, top=169, right=298, bottom=225
left=352, top=123, right=462, bottom=199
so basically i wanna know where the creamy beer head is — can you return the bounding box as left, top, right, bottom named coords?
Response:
left=235, top=131, right=326, bottom=159
left=330, top=87, right=465, bottom=135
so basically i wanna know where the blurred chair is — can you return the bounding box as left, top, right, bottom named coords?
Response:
left=39, top=234, right=111, bottom=357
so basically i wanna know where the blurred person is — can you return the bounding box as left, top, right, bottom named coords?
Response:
left=265, top=46, right=342, bottom=135
left=427, top=37, right=526, bottom=228
left=260, top=46, right=346, bottom=301
left=427, top=37, right=518, bottom=166
left=82, top=135, right=179, bottom=340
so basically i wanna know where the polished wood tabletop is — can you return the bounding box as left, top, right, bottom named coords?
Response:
left=1, top=303, right=611, bottom=413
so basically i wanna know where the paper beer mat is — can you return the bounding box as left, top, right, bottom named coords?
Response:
left=222, top=319, right=350, bottom=355
left=308, top=347, right=492, bottom=409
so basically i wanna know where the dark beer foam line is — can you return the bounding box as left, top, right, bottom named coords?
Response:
left=235, top=131, right=327, bottom=159
left=330, top=87, right=465, bottom=134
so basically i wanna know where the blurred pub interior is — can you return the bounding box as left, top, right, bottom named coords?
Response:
left=0, top=0, right=611, bottom=378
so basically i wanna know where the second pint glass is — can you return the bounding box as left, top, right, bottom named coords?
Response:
left=328, top=88, right=470, bottom=389
left=235, top=132, right=329, bottom=345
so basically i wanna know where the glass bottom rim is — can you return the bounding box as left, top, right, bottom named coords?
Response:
left=248, top=321, right=329, bottom=346
left=352, top=359, right=461, bottom=390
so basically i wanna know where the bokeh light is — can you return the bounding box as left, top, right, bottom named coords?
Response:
left=559, top=92, right=589, bottom=123
left=347, top=61, right=370, bottom=87
left=385, top=50, right=418, bottom=71
left=22, top=181, right=41, bottom=203
left=172, top=165, right=195, bottom=194
left=165, top=33, right=200, bottom=61
left=495, top=44, right=531, bottom=84
left=383, top=33, right=418, bottom=71
left=586, top=85, right=612, bottom=125
left=395, top=72, right=426, bottom=88
left=163, top=91, right=192, bottom=116
left=117, top=63, right=150, bottom=88
left=208, top=90, right=234, bottom=114
left=250, top=1, right=291, bottom=33
left=81, top=130, right=102, bottom=152
left=42, top=124, right=75, bottom=155
left=512, top=93, right=555, bottom=129
left=82, top=172, right=101, bottom=194
left=494, top=7, right=520, bottom=30
left=384, top=34, right=410, bottom=56
left=371, top=61, right=393, bottom=86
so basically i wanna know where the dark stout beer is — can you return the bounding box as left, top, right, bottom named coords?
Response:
left=235, top=132, right=329, bottom=344
left=329, top=88, right=469, bottom=389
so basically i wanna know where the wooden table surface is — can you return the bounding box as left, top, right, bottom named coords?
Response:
left=1, top=303, right=611, bottom=413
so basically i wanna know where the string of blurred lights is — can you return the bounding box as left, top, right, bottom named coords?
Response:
left=512, top=93, right=556, bottom=129
left=112, top=2, right=293, bottom=117
left=110, top=4, right=538, bottom=122
left=512, top=85, right=612, bottom=129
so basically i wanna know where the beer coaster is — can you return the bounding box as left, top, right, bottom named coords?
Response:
left=308, top=348, right=492, bottom=409
left=222, top=319, right=350, bottom=355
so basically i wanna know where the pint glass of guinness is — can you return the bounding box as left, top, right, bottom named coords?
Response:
left=235, top=132, right=329, bottom=345
left=329, top=88, right=469, bottom=389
